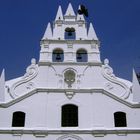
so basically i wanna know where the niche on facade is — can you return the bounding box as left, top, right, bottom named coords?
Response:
left=64, top=69, right=76, bottom=88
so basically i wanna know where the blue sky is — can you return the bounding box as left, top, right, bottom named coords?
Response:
left=0, top=0, right=140, bottom=81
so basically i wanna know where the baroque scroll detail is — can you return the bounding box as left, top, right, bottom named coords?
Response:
left=9, top=58, right=38, bottom=99
left=102, top=59, right=131, bottom=99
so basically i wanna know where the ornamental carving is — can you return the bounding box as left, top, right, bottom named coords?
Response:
left=26, top=82, right=35, bottom=90
left=64, top=70, right=75, bottom=88
left=57, top=134, right=83, bottom=140
left=9, top=58, right=38, bottom=99
left=65, top=91, right=75, bottom=99
left=102, top=59, right=131, bottom=99
left=105, top=82, right=114, bottom=90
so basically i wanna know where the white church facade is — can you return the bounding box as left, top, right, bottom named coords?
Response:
left=0, top=3, right=140, bottom=140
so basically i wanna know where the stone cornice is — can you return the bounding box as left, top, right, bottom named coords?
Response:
left=40, top=39, right=100, bottom=46
left=0, top=128, right=140, bottom=136
left=0, top=88, right=140, bottom=108
left=54, top=19, right=86, bottom=25
left=38, top=62, right=102, bottom=66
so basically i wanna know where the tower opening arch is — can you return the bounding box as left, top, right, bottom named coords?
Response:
left=52, top=48, right=64, bottom=62
left=65, top=27, right=76, bottom=40
left=76, top=49, right=88, bottom=62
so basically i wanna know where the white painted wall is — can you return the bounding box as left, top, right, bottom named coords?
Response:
left=0, top=90, right=140, bottom=128
left=0, top=3, right=140, bottom=140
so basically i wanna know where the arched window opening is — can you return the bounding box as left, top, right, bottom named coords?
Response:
left=62, top=104, right=78, bottom=127
left=53, top=49, right=64, bottom=62
left=65, top=27, right=76, bottom=40
left=12, top=111, right=25, bottom=127
left=76, top=49, right=87, bottom=62
left=114, top=112, right=127, bottom=127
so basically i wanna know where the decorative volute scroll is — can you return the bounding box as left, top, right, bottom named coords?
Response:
left=9, top=58, right=38, bottom=99
left=102, top=59, right=131, bottom=99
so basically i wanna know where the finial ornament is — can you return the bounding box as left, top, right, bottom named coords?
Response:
left=65, top=3, right=75, bottom=16
left=88, top=23, right=98, bottom=40
left=0, top=69, right=5, bottom=101
left=55, top=5, right=63, bottom=21
left=31, top=58, right=36, bottom=65
left=104, top=59, right=109, bottom=65
left=42, top=22, right=52, bottom=40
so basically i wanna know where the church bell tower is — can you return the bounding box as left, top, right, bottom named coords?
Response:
left=39, top=3, right=100, bottom=64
